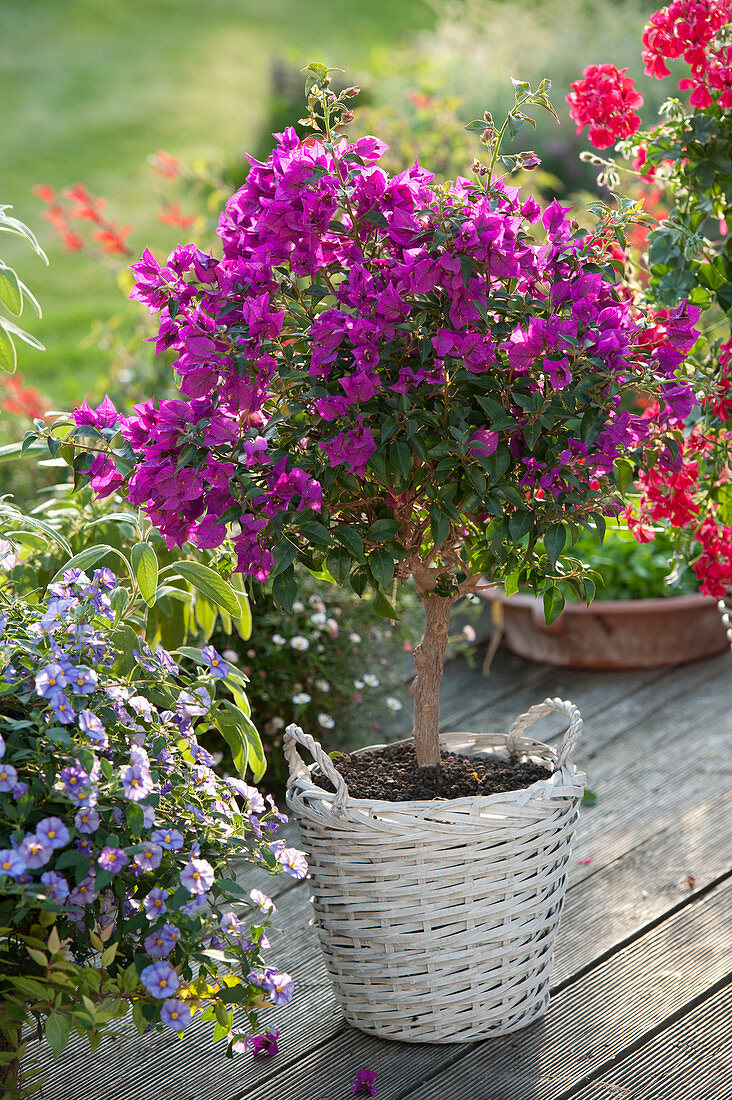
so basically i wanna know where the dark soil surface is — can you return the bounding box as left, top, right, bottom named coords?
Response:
left=313, top=741, right=551, bottom=802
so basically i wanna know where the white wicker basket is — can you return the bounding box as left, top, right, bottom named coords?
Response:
left=284, top=697, right=586, bottom=1044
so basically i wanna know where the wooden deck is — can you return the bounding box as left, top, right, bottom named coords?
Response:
left=29, top=643, right=732, bottom=1100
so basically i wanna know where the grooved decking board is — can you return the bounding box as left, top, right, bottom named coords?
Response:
left=567, top=983, right=732, bottom=1100
left=239, top=877, right=732, bottom=1100
left=33, top=793, right=732, bottom=1100
left=23, top=652, right=732, bottom=1100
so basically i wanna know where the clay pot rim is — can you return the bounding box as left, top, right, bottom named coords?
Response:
left=480, top=586, right=715, bottom=616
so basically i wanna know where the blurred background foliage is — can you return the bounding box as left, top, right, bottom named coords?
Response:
left=1, top=0, right=665, bottom=408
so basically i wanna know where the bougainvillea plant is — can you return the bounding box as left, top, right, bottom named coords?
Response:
left=36, top=68, right=699, bottom=768
left=566, top=1, right=731, bottom=598
left=0, top=571, right=305, bottom=1096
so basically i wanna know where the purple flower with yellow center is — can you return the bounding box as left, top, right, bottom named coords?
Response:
left=0, top=849, right=26, bottom=877
left=275, top=847, right=308, bottom=880
left=179, top=857, right=214, bottom=895
left=36, top=817, right=70, bottom=850
left=133, top=843, right=163, bottom=873
left=40, top=870, right=69, bottom=902
left=200, top=645, right=230, bottom=678
left=68, top=874, right=98, bottom=906
left=98, top=847, right=128, bottom=873
left=151, top=827, right=184, bottom=851
left=247, top=967, right=294, bottom=1007
left=251, top=1031, right=280, bottom=1057
left=50, top=692, right=76, bottom=725
left=160, top=998, right=191, bottom=1032
left=93, top=567, right=116, bottom=591
left=121, top=763, right=154, bottom=802
left=352, top=1069, right=377, bottom=1096
left=34, top=662, right=70, bottom=698
left=144, top=927, right=176, bottom=959
left=75, top=807, right=100, bottom=834
left=68, top=665, right=98, bottom=695
left=78, top=709, right=108, bottom=748
left=11, top=781, right=28, bottom=801
left=140, top=961, right=179, bottom=999
left=18, top=835, right=52, bottom=870
left=0, top=763, right=18, bottom=792
left=269, top=971, right=294, bottom=1007
left=60, top=764, right=90, bottom=799
left=250, top=889, right=277, bottom=915
left=143, top=887, right=168, bottom=920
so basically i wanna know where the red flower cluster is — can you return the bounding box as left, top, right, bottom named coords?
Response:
left=642, top=0, right=732, bottom=108
left=158, top=202, right=197, bottom=229
left=0, top=372, right=50, bottom=420
left=566, top=64, right=644, bottom=149
left=627, top=418, right=732, bottom=597
left=693, top=515, right=732, bottom=596
left=33, top=183, right=133, bottom=257
left=149, top=150, right=183, bottom=180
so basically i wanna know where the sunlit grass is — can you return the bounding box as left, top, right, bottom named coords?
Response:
left=1, top=0, right=435, bottom=405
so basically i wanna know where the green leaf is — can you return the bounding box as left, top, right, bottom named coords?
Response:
left=582, top=788, right=598, bottom=806
left=429, top=505, right=450, bottom=548
left=372, top=590, right=398, bottom=619
left=173, top=561, right=240, bottom=615
left=333, top=526, right=364, bottom=561
left=215, top=707, right=248, bottom=776
left=544, top=524, right=566, bottom=567
left=0, top=263, right=22, bottom=315
left=390, top=439, right=411, bottom=479
left=271, top=565, right=297, bottom=612
left=45, top=1013, right=71, bottom=1059
left=110, top=623, right=143, bottom=678
left=297, top=520, right=331, bottom=546
left=508, top=510, right=533, bottom=542
left=326, top=546, right=351, bottom=585
left=270, top=538, right=298, bottom=577
left=367, top=549, right=395, bottom=590
left=0, top=326, right=17, bottom=373
left=49, top=543, right=122, bottom=584
left=504, top=570, right=521, bottom=597
left=366, top=518, right=400, bottom=542
left=543, top=585, right=565, bottom=625
left=131, top=543, right=158, bottom=608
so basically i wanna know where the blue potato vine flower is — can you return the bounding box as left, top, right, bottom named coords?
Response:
left=0, top=570, right=306, bottom=1061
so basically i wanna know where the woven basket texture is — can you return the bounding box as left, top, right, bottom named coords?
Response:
left=285, top=697, right=586, bottom=1043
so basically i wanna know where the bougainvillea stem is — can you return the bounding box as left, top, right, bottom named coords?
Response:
left=411, top=594, right=454, bottom=768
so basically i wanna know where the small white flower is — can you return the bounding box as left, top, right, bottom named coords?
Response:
left=315, top=679, right=331, bottom=693
left=272, top=634, right=286, bottom=646
left=363, top=674, right=380, bottom=688
left=385, top=696, right=403, bottom=712
left=292, top=601, right=305, bottom=613
left=292, top=692, right=311, bottom=705
left=222, top=648, right=239, bottom=663
left=353, top=679, right=364, bottom=690
left=291, top=636, right=310, bottom=652
left=318, top=713, right=335, bottom=729
left=462, top=624, right=477, bottom=642
left=308, top=595, right=325, bottom=610
left=349, top=632, right=361, bottom=644
left=310, top=611, right=327, bottom=627
left=270, top=716, right=285, bottom=731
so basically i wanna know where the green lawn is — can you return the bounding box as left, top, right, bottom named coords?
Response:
left=1, top=0, right=435, bottom=407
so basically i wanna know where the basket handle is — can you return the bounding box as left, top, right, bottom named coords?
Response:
left=284, top=723, right=350, bottom=812
left=506, top=697, right=582, bottom=769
